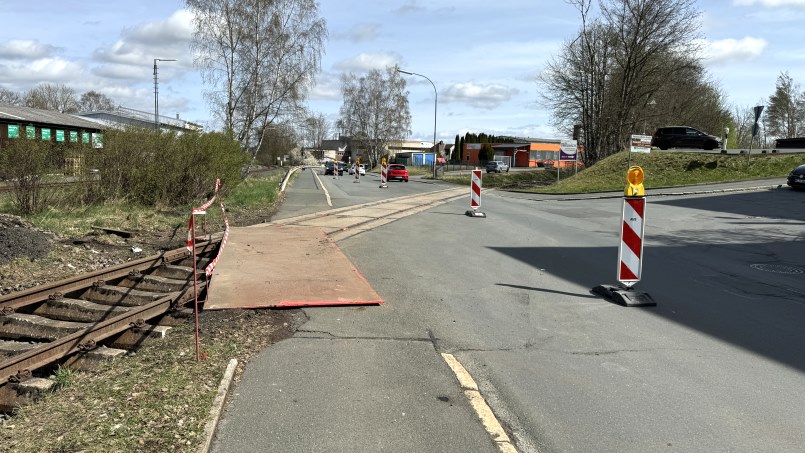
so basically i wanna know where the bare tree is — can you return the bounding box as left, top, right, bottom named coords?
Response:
left=0, top=87, right=22, bottom=105
left=766, top=71, right=805, bottom=139
left=255, top=122, right=298, bottom=166
left=540, top=0, right=722, bottom=164
left=730, top=104, right=757, bottom=148
left=337, top=66, right=412, bottom=168
left=540, top=1, right=616, bottom=165
left=301, top=113, right=331, bottom=149
left=23, top=83, right=79, bottom=112
left=188, top=0, right=327, bottom=159
left=78, top=90, right=117, bottom=112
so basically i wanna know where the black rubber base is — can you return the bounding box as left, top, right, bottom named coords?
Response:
left=465, top=210, right=486, bottom=218
left=592, top=284, right=656, bottom=307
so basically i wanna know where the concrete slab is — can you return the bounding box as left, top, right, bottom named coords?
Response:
left=205, top=225, right=382, bottom=309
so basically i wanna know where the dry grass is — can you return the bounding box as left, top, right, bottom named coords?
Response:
left=2, top=309, right=304, bottom=452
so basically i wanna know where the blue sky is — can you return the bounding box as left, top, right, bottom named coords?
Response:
left=1, top=0, right=804, bottom=144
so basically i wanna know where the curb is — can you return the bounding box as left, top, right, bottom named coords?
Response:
left=197, top=358, right=238, bottom=453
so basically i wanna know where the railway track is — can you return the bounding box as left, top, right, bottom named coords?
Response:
left=0, top=235, right=222, bottom=411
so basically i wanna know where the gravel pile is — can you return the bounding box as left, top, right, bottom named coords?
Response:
left=0, top=215, right=54, bottom=265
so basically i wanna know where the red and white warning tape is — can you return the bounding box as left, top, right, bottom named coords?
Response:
left=186, top=178, right=230, bottom=277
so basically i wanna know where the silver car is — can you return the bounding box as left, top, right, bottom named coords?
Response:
left=486, top=160, right=509, bottom=173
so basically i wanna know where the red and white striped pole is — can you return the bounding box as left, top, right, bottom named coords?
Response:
left=617, top=196, right=645, bottom=286
left=379, top=158, right=388, bottom=188
left=593, top=165, right=655, bottom=306
left=465, top=169, right=486, bottom=217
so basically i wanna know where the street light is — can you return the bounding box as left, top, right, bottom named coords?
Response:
left=397, top=68, right=437, bottom=178
left=154, top=58, right=177, bottom=129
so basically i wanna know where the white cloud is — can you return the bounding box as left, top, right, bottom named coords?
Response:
left=333, top=52, right=401, bottom=72
left=335, top=24, right=379, bottom=43
left=0, top=40, right=61, bottom=60
left=0, top=58, right=85, bottom=85
left=309, top=71, right=342, bottom=101
left=93, top=10, right=192, bottom=68
left=441, top=82, right=519, bottom=109
left=733, top=0, right=805, bottom=6
left=123, top=10, right=194, bottom=47
left=701, top=37, right=768, bottom=64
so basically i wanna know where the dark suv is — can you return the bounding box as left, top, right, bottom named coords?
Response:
left=324, top=161, right=344, bottom=176
left=651, top=126, right=720, bottom=150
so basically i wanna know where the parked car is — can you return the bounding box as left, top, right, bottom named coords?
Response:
left=651, top=126, right=720, bottom=150
left=486, top=160, right=510, bottom=173
left=349, top=164, right=367, bottom=175
left=788, top=164, right=805, bottom=190
left=387, top=164, right=408, bottom=182
left=324, top=161, right=344, bottom=176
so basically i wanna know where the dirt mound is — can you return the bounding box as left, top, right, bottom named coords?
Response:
left=0, top=215, right=53, bottom=265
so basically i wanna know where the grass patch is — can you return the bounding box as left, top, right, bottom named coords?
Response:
left=443, top=152, right=802, bottom=193
left=224, top=172, right=284, bottom=210
left=5, top=323, right=237, bottom=452
left=25, top=202, right=189, bottom=238
left=1, top=172, right=286, bottom=237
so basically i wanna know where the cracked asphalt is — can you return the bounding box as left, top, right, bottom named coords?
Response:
left=211, top=177, right=805, bottom=453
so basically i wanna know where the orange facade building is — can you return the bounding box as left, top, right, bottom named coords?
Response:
left=461, top=138, right=582, bottom=168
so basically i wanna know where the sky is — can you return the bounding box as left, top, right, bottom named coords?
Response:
left=2, top=0, right=805, bottom=144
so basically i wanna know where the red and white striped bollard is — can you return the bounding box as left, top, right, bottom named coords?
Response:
left=465, top=169, right=486, bottom=217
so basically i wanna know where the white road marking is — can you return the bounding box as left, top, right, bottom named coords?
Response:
left=440, top=353, right=519, bottom=453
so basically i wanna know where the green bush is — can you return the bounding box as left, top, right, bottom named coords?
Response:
left=0, top=139, right=70, bottom=214
left=85, top=128, right=247, bottom=206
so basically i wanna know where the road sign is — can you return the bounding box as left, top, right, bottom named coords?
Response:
left=630, top=135, right=652, bottom=153
left=559, top=140, right=578, bottom=161
left=753, top=105, right=764, bottom=122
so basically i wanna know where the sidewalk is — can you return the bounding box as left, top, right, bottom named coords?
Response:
left=206, top=181, right=499, bottom=453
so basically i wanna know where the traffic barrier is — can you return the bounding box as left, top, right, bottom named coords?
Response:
left=592, top=166, right=655, bottom=306
left=379, top=161, right=388, bottom=188
left=618, top=197, right=645, bottom=283
left=465, top=169, right=486, bottom=217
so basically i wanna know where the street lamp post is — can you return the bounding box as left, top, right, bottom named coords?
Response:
left=397, top=68, right=437, bottom=179
left=154, top=58, right=177, bottom=129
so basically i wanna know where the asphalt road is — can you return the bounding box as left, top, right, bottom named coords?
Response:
left=212, top=175, right=805, bottom=452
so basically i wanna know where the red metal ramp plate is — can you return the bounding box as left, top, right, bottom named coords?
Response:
left=204, top=225, right=382, bottom=309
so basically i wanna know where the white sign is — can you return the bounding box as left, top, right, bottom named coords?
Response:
left=559, top=139, right=578, bottom=161
left=630, top=135, right=652, bottom=153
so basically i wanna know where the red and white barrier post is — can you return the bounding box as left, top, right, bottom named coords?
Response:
left=379, top=158, right=388, bottom=188
left=353, top=158, right=361, bottom=183
left=465, top=169, right=486, bottom=217
left=618, top=196, right=644, bottom=285
left=592, top=166, right=655, bottom=306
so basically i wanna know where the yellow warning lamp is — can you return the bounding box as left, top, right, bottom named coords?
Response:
left=381, top=157, right=387, bottom=165
left=625, top=166, right=645, bottom=196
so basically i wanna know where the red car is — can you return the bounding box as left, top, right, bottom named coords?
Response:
left=387, top=164, right=408, bottom=182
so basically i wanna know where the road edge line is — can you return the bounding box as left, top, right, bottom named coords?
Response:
left=198, top=358, right=238, bottom=453
left=440, top=353, right=518, bottom=453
